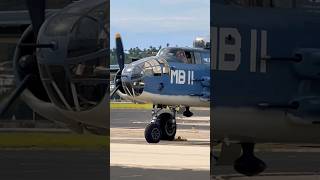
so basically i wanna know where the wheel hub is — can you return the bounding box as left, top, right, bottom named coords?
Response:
left=151, top=128, right=161, bottom=140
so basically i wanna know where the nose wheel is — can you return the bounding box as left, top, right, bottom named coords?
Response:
left=144, top=123, right=161, bottom=143
left=144, top=105, right=177, bottom=143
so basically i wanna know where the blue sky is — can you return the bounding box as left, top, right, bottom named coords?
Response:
left=110, top=0, right=210, bottom=49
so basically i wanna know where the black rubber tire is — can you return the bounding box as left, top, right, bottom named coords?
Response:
left=144, top=123, right=161, bottom=143
left=159, top=113, right=176, bottom=141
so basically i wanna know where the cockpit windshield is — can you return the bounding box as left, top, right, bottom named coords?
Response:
left=123, top=57, right=170, bottom=78
left=157, top=48, right=191, bottom=64
left=141, top=58, right=169, bottom=76
left=157, top=48, right=210, bottom=65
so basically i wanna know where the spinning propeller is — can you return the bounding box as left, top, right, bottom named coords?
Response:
left=110, top=33, right=125, bottom=97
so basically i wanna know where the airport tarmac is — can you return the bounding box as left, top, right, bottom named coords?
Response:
left=111, top=109, right=320, bottom=180
left=212, top=150, right=320, bottom=180
left=110, top=108, right=210, bottom=129
left=110, top=108, right=211, bottom=180
left=0, top=150, right=108, bottom=180
left=0, top=109, right=318, bottom=180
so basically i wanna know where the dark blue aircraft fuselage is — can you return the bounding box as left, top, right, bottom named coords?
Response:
left=119, top=47, right=210, bottom=107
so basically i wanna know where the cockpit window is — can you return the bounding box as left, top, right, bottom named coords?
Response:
left=185, top=51, right=193, bottom=64
left=175, top=50, right=188, bottom=63
left=45, top=15, right=78, bottom=36
left=201, top=51, right=210, bottom=64
left=158, top=58, right=170, bottom=74
left=157, top=48, right=195, bottom=64
left=194, top=51, right=210, bottom=65
left=68, top=17, right=100, bottom=57
left=138, top=58, right=170, bottom=77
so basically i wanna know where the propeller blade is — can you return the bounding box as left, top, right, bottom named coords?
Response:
left=115, top=33, right=125, bottom=71
left=0, top=74, right=32, bottom=116
left=26, top=0, right=46, bottom=36
left=110, top=85, right=120, bottom=98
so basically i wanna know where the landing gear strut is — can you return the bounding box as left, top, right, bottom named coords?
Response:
left=145, top=105, right=177, bottom=143
left=234, top=143, right=266, bottom=176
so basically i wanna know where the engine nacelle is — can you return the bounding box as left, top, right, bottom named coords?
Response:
left=10, top=0, right=109, bottom=134
left=293, top=49, right=320, bottom=79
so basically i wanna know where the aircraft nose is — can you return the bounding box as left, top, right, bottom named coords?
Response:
left=121, top=65, right=145, bottom=97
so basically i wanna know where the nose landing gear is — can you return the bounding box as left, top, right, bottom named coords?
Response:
left=145, top=105, right=177, bottom=143
left=144, top=123, right=161, bottom=143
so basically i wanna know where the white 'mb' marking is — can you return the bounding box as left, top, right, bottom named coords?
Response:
left=212, top=27, right=268, bottom=73
left=170, top=70, right=194, bottom=85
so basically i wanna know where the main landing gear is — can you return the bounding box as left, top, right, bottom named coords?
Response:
left=215, top=142, right=266, bottom=176
left=145, top=105, right=177, bottom=143
left=234, top=143, right=266, bottom=176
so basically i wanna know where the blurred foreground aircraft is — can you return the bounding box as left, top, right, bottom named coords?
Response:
left=212, top=0, right=320, bottom=176
left=0, top=0, right=109, bottom=135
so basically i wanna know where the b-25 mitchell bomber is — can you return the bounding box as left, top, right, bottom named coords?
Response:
left=111, top=34, right=210, bottom=143
left=212, top=0, right=320, bottom=176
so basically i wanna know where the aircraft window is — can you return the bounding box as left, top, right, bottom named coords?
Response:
left=150, top=59, right=162, bottom=75
left=143, top=65, right=153, bottom=76
left=153, top=66, right=162, bottom=76
left=141, top=58, right=170, bottom=76
left=175, top=50, right=189, bottom=63
left=162, top=66, right=170, bottom=74
left=194, top=52, right=202, bottom=64
left=201, top=52, right=210, bottom=64
left=185, top=51, right=193, bottom=64
left=45, top=15, right=78, bottom=36
left=158, top=58, right=170, bottom=74
left=157, top=48, right=189, bottom=63
left=68, top=17, right=100, bottom=58
left=157, top=48, right=166, bottom=56
left=89, top=3, right=106, bottom=22
left=142, top=60, right=155, bottom=76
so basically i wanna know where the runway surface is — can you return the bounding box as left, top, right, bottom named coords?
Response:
left=2, top=109, right=319, bottom=180
left=110, top=108, right=210, bottom=129
left=110, top=108, right=210, bottom=180
left=111, top=109, right=320, bottom=180
left=111, top=166, right=208, bottom=180
left=0, top=150, right=108, bottom=180
left=212, top=150, right=320, bottom=179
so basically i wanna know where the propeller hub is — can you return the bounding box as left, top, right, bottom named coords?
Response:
left=121, top=64, right=145, bottom=97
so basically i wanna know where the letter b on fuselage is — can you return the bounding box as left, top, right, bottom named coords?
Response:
left=212, top=27, right=241, bottom=71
